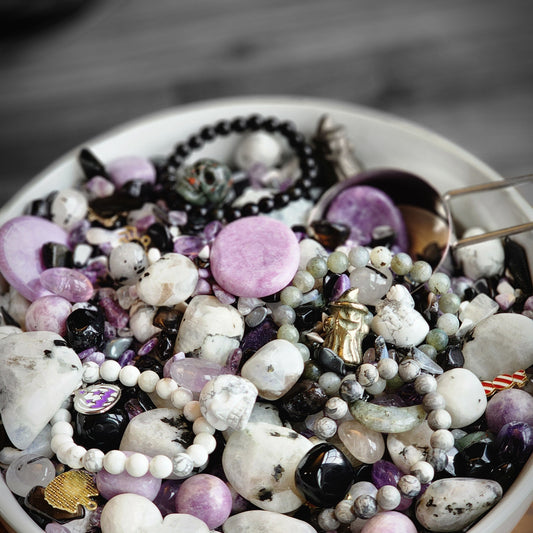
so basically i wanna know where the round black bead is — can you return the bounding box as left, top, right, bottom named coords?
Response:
left=230, top=117, right=247, bottom=133
left=214, top=120, right=231, bottom=136
left=246, top=114, right=264, bottom=130
left=263, top=116, right=280, bottom=132
left=208, top=206, right=226, bottom=221
left=295, top=443, right=354, bottom=507
left=258, top=196, right=275, bottom=213
left=65, top=308, right=105, bottom=353
left=225, top=206, right=242, bottom=221
left=242, top=202, right=260, bottom=217
left=273, top=192, right=290, bottom=208
left=279, top=120, right=297, bottom=137
left=288, top=186, right=303, bottom=201
left=175, top=143, right=191, bottom=158
left=200, top=126, right=216, bottom=141
left=187, top=134, right=203, bottom=150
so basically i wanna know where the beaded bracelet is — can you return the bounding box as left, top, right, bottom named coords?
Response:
left=49, top=360, right=216, bottom=480
left=162, top=114, right=320, bottom=224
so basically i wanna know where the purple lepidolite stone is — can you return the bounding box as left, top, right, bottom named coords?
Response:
left=40, top=267, right=94, bottom=302
left=210, top=216, right=300, bottom=298
left=486, top=388, right=533, bottom=433
left=25, top=295, right=72, bottom=335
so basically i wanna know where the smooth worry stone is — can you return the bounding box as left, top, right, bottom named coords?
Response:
left=295, top=442, right=354, bottom=507
left=326, top=185, right=408, bottom=249
left=436, top=368, right=487, bottom=428
left=416, top=478, right=502, bottom=532
left=462, top=314, right=533, bottom=380
left=361, top=510, right=417, bottom=533
left=338, top=419, right=385, bottom=464
left=169, top=358, right=230, bottom=398
left=222, top=422, right=313, bottom=513
left=241, top=339, right=304, bottom=400
left=0, top=215, right=69, bottom=301
left=350, top=400, right=425, bottom=434
left=278, top=380, right=328, bottom=422
left=107, top=156, right=156, bottom=188
left=25, top=295, right=72, bottom=335
left=0, top=331, right=82, bottom=449
left=6, top=453, right=56, bottom=497
left=387, top=421, right=434, bottom=473
left=174, top=295, right=244, bottom=366
left=40, top=267, right=94, bottom=302
left=223, top=510, right=317, bottom=533
left=175, top=474, right=232, bottom=529
left=485, top=388, right=533, bottom=433
left=65, top=308, right=105, bottom=352
left=210, top=216, right=300, bottom=298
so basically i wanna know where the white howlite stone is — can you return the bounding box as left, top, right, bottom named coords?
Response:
left=136, top=253, right=198, bottom=307
left=241, top=339, right=304, bottom=400
left=0, top=331, right=82, bottom=449
left=298, top=238, right=328, bottom=271
left=416, top=478, right=502, bottom=532
left=199, top=375, right=258, bottom=431
left=175, top=295, right=245, bottom=365
left=234, top=131, right=283, bottom=170
left=454, top=227, right=505, bottom=281
left=371, top=285, right=429, bottom=347
left=129, top=304, right=161, bottom=343
left=223, top=510, right=317, bottom=533
left=0, top=325, right=22, bottom=340
left=223, top=422, right=313, bottom=513
left=462, top=313, right=533, bottom=380
left=436, top=369, right=487, bottom=428
left=119, top=408, right=190, bottom=459
left=387, top=421, right=434, bottom=473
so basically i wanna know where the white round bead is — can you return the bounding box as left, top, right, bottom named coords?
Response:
left=172, top=452, right=195, bottom=478
left=318, top=372, right=342, bottom=395
left=103, top=450, right=127, bottom=475
left=138, top=370, right=160, bottom=393
left=100, top=360, right=121, bottom=382
left=56, top=442, right=76, bottom=465
left=377, top=358, right=398, bottom=380
left=410, top=460, right=434, bottom=484
left=324, top=397, right=349, bottom=420
left=348, top=246, right=370, bottom=268
left=125, top=453, right=150, bottom=478
left=414, top=374, right=438, bottom=395
left=192, top=417, right=216, bottom=435
left=65, top=445, right=87, bottom=469
left=376, top=485, right=401, bottom=511
left=398, top=359, right=421, bottom=382
left=334, top=499, right=356, bottom=524
left=83, top=448, right=105, bottom=473
left=397, top=474, right=421, bottom=498
left=427, top=408, right=452, bottom=430
left=317, top=508, right=340, bottom=531
left=365, top=377, right=387, bottom=395
left=436, top=313, right=460, bottom=336
left=155, top=377, right=178, bottom=400
left=51, top=434, right=73, bottom=453
left=119, top=365, right=140, bottom=387
left=423, top=392, right=446, bottom=412
left=183, top=401, right=202, bottom=422
left=313, top=417, right=338, bottom=439
left=50, top=408, right=72, bottom=425
left=370, top=246, right=392, bottom=269
left=186, top=444, right=208, bottom=467
left=356, top=363, right=379, bottom=388
left=430, top=429, right=455, bottom=452
left=82, top=361, right=100, bottom=383
left=51, top=421, right=74, bottom=437
left=193, top=432, right=217, bottom=454
left=171, top=387, right=194, bottom=410
left=149, top=455, right=173, bottom=479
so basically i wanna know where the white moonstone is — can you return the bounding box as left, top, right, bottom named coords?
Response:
left=387, top=421, right=434, bottom=473
left=222, top=422, right=313, bottom=513
left=109, top=242, right=148, bottom=285
left=454, top=227, right=505, bottom=281
left=175, top=295, right=244, bottom=365
left=100, top=494, right=161, bottom=533
left=416, top=478, right=502, bottom=532
left=462, top=313, right=533, bottom=380
left=371, top=285, right=429, bottom=347
left=241, top=339, right=304, bottom=400
left=456, top=293, right=499, bottom=336
left=234, top=131, right=283, bottom=170
left=0, top=331, right=82, bottom=449
left=129, top=304, right=161, bottom=343
left=223, top=401, right=285, bottom=440
left=136, top=253, right=198, bottom=307
left=119, top=408, right=190, bottom=459
left=223, top=510, right=317, bottom=533
left=337, top=419, right=385, bottom=464
left=0, top=424, right=53, bottom=464
left=298, top=238, right=328, bottom=271
left=436, top=368, right=487, bottom=428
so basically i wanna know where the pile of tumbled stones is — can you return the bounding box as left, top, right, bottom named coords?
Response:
left=0, top=115, right=532, bottom=533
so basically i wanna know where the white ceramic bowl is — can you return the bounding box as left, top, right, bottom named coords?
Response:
left=0, top=96, right=532, bottom=533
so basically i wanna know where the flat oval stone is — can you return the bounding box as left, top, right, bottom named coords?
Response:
left=210, top=216, right=300, bottom=298
left=0, top=216, right=68, bottom=301
left=338, top=419, right=385, bottom=464
left=350, top=400, right=426, bottom=434
left=223, top=510, right=317, bottom=533
left=40, top=267, right=94, bottom=302
left=416, top=478, right=502, bottom=532
left=436, top=368, right=487, bottom=428
left=100, top=494, right=163, bottom=533
left=361, top=510, right=417, bottom=533
left=387, top=420, right=433, bottom=473
left=222, top=422, right=313, bottom=513
left=25, top=295, right=72, bottom=335
left=106, top=156, right=156, bottom=188
left=241, top=339, right=304, bottom=400
left=462, top=314, right=533, bottom=380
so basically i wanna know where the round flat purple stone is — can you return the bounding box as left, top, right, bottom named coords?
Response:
left=106, top=156, right=156, bottom=188
left=0, top=216, right=69, bottom=301
left=210, top=216, right=300, bottom=298
left=326, top=185, right=408, bottom=249
left=485, top=388, right=533, bottom=433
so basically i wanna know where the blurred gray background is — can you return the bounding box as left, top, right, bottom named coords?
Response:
left=0, top=0, right=532, bottom=207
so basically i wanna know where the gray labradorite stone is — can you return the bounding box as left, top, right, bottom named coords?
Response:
left=223, top=510, right=317, bottom=533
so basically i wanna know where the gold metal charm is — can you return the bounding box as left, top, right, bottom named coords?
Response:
left=44, top=470, right=98, bottom=513
left=117, top=225, right=152, bottom=249
left=322, top=287, right=369, bottom=365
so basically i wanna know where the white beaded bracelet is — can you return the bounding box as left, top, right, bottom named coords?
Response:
left=50, top=361, right=217, bottom=480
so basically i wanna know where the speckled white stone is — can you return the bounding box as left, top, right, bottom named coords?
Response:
left=222, top=422, right=313, bottom=513
left=0, top=331, right=82, bottom=449
left=129, top=303, right=161, bottom=343
left=241, top=339, right=304, bottom=400
left=223, top=510, right=317, bottom=533
left=436, top=368, right=487, bottom=428
left=462, top=313, right=533, bottom=380
left=175, top=295, right=244, bottom=365
left=387, top=421, right=434, bottom=473
left=416, top=478, right=502, bottom=532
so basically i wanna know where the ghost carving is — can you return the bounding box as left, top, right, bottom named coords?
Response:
left=199, top=375, right=258, bottom=431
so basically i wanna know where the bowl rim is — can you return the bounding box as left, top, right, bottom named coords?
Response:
left=0, top=95, right=532, bottom=533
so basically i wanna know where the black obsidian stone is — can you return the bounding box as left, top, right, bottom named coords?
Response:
left=322, top=273, right=340, bottom=303
left=75, top=407, right=129, bottom=453
left=302, top=360, right=322, bottom=382
left=294, top=305, right=322, bottom=331
left=504, top=237, right=533, bottom=296
left=314, top=346, right=346, bottom=375
left=310, top=220, right=350, bottom=250
left=146, top=222, right=173, bottom=253
left=436, top=345, right=464, bottom=370
left=295, top=443, right=354, bottom=507
left=42, top=242, right=73, bottom=268
left=453, top=441, right=496, bottom=478
left=65, top=308, right=105, bottom=353
left=78, top=148, right=109, bottom=180
left=153, top=307, right=183, bottom=334
left=278, top=380, right=328, bottom=422
left=25, top=198, right=51, bottom=219
left=487, top=461, right=520, bottom=491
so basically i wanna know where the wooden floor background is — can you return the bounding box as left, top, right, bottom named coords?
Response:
left=0, top=0, right=532, bottom=531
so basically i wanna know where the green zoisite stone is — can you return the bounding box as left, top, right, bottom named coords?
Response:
left=349, top=400, right=426, bottom=433
left=454, top=430, right=494, bottom=452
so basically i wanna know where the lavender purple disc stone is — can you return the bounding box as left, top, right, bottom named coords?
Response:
left=210, top=216, right=300, bottom=298
left=0, top=215, right=69, bottom=301
left=106, top=156, right=156, bottom=189
left=326, top=185, right=408, bottom=249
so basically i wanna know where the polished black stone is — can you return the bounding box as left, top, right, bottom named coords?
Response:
left=25, top=198, right=51, bottom=219
left=322, top=273, right=340, bottom=303
left=436, top=345, right=464, bottom=370
left=278, top=380, right=328, bottom=422
left=487, top=461, right=520, bottom=492
left=153, top=307, right=183, bottom=334
left=25, top=485, right=85, bottom=524
left=504, top=237, right=533, bottom=297
left=42, top=241, right=73, bottom=268
left=302, top=360, right=322, bottom=382
left=65, top=308, right=105, bottom=353
left=75, top=406, right=129, bottom=453
left=78, top=147, right=109, bottom=180
left=89, top=194, right=144, bottom=219
left=134, top=356, right=164, bottom=376
left=310, top=220, right=350, bottom=250
left=295, top=443, right=354, bottom=507
left=146, top=222, right=173, bottom=253
left=294, top=305, right=322, bottom=331
left=313, top=346, right=346, bottom=375
left=453, top=441, right=496, bottom=478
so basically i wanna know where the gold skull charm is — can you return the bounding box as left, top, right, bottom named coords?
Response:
left=322, top=287, right=369, bottom=365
